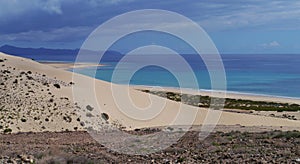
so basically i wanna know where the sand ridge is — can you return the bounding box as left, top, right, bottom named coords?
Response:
left=40, top=62, right=106, bottom=70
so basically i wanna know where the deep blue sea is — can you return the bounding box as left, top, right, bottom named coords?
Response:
left=16, top=53, right=300, bottom=98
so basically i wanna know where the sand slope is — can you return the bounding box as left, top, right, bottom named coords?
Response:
left=0, top=52, right=299, bottom=133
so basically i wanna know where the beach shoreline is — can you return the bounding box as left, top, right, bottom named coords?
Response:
left=131, top=85, right=300, bottom=104
left=1, top=52, right=300, bottom=134
left=41, top=61, right=106, bottom=70
left=43, top=61, right=300, bottom=104
left=41, top=59, right=300, bottom=125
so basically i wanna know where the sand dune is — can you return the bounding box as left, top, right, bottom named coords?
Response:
left=40, top=62, right=105, bottom=70
left=0, top=52, right=299, bottom=133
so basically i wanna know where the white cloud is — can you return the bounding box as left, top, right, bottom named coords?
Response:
left=261, top=41, right=280, bottom=48
left=87, top=0, right=135, bottom=6
left=42, top=0, right=63, bottom=14
left=196, top=0, right=300, bottom=31
left=1, top=0, right=300, bottom=38
left=0, top=0, right=63, bottom=18
left=269, top=41, right=280, bottom=47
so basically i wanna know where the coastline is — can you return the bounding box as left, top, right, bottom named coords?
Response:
left=41, top=61, right=105, bottom=70
left=43, top=61, right=300, bottom=104
left=131, top=85, right=300, bottom=104
left=1, top=53, right=300, bottom=134
left=43, top=60, right=300, bottom=124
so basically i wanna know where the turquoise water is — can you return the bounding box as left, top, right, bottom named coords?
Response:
left=13, top=52, right=300, bottom=98
left=73, top=54, right=300, bottom=98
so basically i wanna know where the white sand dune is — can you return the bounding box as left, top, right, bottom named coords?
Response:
left=40, top=62, right=105, bottom=70
left=0, top=52, right=299, bottom=133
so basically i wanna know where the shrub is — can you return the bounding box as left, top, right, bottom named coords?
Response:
left=53, top=83, right=60, bottom=89
left=277, top=109, right=284, bottom=112
left=177, top=157, right=185, bottom=163
left=63, top=116, right=72, bottom=123
left=273, top=130, right=300, bottom=139
left=4, top=128, right=12, bottom=133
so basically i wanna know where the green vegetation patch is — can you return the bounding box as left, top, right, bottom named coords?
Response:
left=141, top=90, right=300, bottom=111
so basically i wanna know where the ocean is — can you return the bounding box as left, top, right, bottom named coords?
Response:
left=16, top=53, right=300, bottom=98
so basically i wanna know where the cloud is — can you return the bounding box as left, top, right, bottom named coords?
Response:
left=87, top=0, right=136, bottom=6
left=0, top=0, right=63, bottom=17
left=42, top=0, right=63, bottom=14
left=194, top=0, right=300, bottom=31
left=269, top=41, right=280, bottom=47
left=1, top=0, right=300, bottom=34
left=261, top=41, right=280, bottom=48
left=0, top=0, right=300, bottom=53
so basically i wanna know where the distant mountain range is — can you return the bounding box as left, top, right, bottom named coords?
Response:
left=0, top=45, right=123, bottom=62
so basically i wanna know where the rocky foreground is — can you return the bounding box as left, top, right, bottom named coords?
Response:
left=0, top=56, right=85, bottom=133
left=0, top=54, right=111, bottom=133
left=1, top=130, right=300, bottom=163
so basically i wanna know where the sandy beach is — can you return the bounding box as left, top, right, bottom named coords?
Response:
left=40, top=62, right=105, bottom=70
left=1, top=52, right=300, bottom=134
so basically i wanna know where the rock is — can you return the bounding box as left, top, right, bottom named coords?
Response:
left=86, top=105, right=94, bottom=111
left=7, top=159, right=17, bottom=164
left=198, top=103, right=204, bottom=107
left=101, top=113, right=109, bottom=121
left=80, top=122, right=85, bottom=127
left=19, top=154, right=34, bottom=163
left=86, top=112, right=94, bottom=117
left=269, top=114, right=275, bottom=117
left=13, top=79, right=18, bottom=84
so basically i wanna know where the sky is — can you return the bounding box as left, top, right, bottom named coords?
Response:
left=0, top=0, right=300, bottom=54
